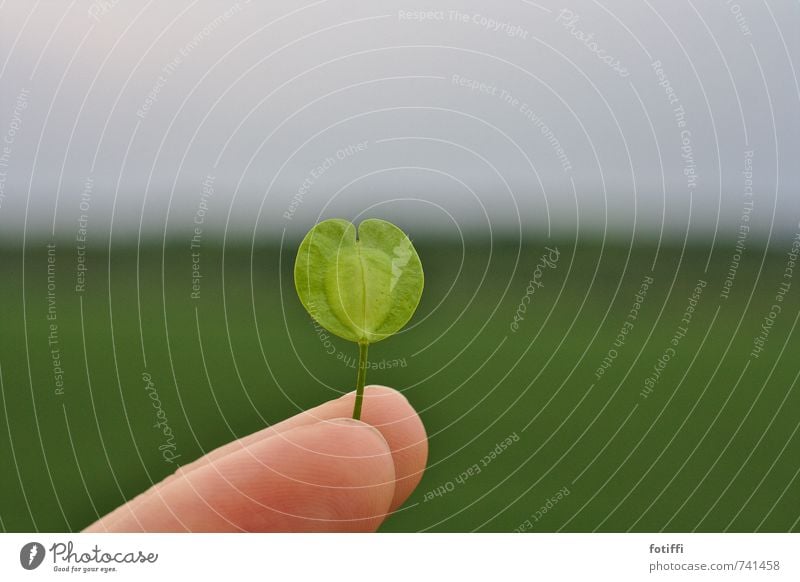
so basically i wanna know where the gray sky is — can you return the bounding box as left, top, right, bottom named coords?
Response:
left=1, top=0, right=798, bottom=242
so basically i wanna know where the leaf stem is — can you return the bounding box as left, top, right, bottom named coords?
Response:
left=352, top=342, right=369, bottom=420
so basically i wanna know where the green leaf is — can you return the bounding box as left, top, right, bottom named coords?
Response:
left=294, top=218, right=424, bottom=344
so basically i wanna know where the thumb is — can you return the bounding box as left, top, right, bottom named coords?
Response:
left=86, top=418, right=396, bottom=532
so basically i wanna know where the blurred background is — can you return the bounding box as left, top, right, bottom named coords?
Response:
left=0, top=0, right=798, bottom=532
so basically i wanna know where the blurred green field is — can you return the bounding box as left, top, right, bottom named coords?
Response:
left=1, top=235, right=798, bottom=532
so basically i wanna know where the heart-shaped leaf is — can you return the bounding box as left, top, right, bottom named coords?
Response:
left=294, top=218, right=424, bottom=344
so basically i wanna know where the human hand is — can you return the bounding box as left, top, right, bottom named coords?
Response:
left=84, top=386, right=427, bottom=532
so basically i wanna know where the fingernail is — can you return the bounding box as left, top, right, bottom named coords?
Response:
left=326, top=418, right=391, bottom=451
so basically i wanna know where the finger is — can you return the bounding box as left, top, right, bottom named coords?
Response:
left=349, top=386, right=428, bottom=511
left=172, top=385, right=427, bottom=512
left=86, top=418, right=395, bottom=532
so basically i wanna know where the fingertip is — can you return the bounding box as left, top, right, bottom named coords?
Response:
left=343, top=385, right=429, bottom=511
left=255, top=416, right=397, bottom=530
left=204, top=416, right=399, bottom=531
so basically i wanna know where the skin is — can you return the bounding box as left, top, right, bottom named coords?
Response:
left=84, top=386, right=427, bottom=532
